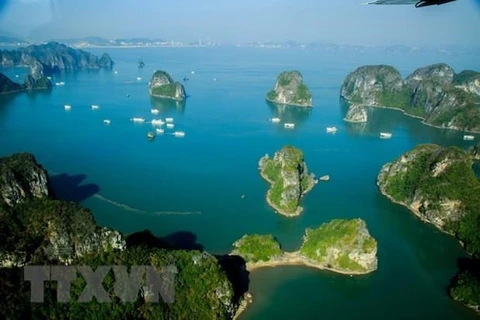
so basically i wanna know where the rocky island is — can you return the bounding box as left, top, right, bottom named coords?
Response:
left=0, top=71, right=52, bottom=94
left=266, top=70, right=313, bottom=107
left=0, top=42, right=114, bottom=74
left=377, top=144, right=480, bottom=312
left=0, top=153, right=245, bottom=319
left=231, top=218, right=378, bottom=274
left=341, top=64, right=480, bottom=132
left=258, top=146, right=316, bottom=217
left=149, top=70, right=186, bottom=101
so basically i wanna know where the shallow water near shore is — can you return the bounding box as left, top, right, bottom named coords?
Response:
left=1, top=46, right=479, bottom=319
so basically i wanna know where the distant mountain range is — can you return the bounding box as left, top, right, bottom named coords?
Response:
left=0, top=35, right=479, bottom=54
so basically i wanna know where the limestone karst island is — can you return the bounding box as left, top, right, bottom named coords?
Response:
left=377, top=144, right=480, bottom=311
left=266, top=70, right=313, bottom=107
left=0, top=153, right=246, bottom=319
left=231, top=218, right=378, bottom=274
left=258, top=145, right=317, bottom=216
left=149, top=70, right=186, bottom=101
left=341, top=63, right=480, bottom=132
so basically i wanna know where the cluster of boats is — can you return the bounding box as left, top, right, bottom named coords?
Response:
left=134, top=110, right=185, bottom=140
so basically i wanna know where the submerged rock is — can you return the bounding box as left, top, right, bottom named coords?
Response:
left=266, top=70, right=313, bottom=107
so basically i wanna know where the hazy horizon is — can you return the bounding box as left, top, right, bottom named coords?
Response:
left=0, top=0, right=479, bottom=46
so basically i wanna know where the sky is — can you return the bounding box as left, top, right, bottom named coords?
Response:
left=0, top=0, right=479, bottom=45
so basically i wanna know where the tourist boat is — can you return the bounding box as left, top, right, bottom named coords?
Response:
left=46, top=76, right=51, bottom=80
left=136, top=77, right=142, bottom=81
left=173, top=131, right=185, bottom=137
left=147, top=132, right=155, bottom=140
left=284, top=123, right=295, bottom=129
left=15, top=75, right=19, bottom=78
left=56, top=82, right=65, bottom=86
left=131, top=118, right=145, bottom=123
left=165, top=117, right=174, bottom=123
left=151, top=109, right=159, bottom=114
left=326, top=126, right=337, bottom=133
left=270, top=118, right=281, bottom=123
left=91, top=104, right=99, bottom=110
left=151, top=119, right=165, bottom=126
left=64, top=104, right=71, bottom=110
left=103, top=119, right=111, bottom=124
left=380, top=132, right=392, bottom=139
left=114, top=71, right=118, bottom=74
left=463, top=135, right=475, bottom=141
left=166, top=123, right=175, bottom=129
left=156, top=128, right=164, bottom=134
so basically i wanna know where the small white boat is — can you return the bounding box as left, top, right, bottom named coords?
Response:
left=151, top=119, right=165, bottom=126
left=136, top=77, right=142, bottom=81
left=463, top=135, right=475, bottom=141
left=165, top=117, right=174, bottom=123
left=103, top=119, right=111, bottom=124
left=131, top=118, right=145, bottom=123
left=284, top=123, right=295, bottom=129
left=173, top=131, right=185, bottom=137
left=114, top=71, right=118, bottom=74
left=213, top=78, right=217, bottom=81
left=47, top=76, right=52, bottom=80
left=151, top=109, right=159, bottom=115
left=166, top=123, right=175, bottom=129
left=191, top=70, right=195, bottom=74
left=270, top=118, right=281, bottom=123
left=91, top=104, right=99, bottom=110
left=56, top=82, right=65, bottom=86
left=156, top=128, right=165, bottom=134
left=64, top=104, right=71, bottom=110
left=15, top=75, right=19, bottom=78
left=147, top=132, right=155, bottom=140
left=326, top=126, right=338, bottom=133
left=380, top=132, right=392, bottom=139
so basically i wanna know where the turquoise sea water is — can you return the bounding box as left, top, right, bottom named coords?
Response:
left=1, top=47, right=479, bottom=319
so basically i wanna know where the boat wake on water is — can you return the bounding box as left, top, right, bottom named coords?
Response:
left=93, top=194, right=202, bottom=215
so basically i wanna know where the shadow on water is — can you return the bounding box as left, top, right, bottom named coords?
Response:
left=125, top=229, right=203, bottom=251
left=126, top=229, right=250, bottom=304
left=150, top=97, right=186, bottom=115
left=49, top=173, right=100, bottom=203
left=266, top=100, right=312, bottom=127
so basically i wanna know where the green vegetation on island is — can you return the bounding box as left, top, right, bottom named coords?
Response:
left=377, top=144, right=480, bottom=312
left=0, top=153, right=243, bottom=319
left=232, top=235, right=282, bottom=263
left=258, top=145, right=316, bottom=216
left=341, top=63, right=480, bottom=132
left=0, top=72, right=52, bottom=94
left=149, top=70, right=186, bottom=101
left=266, top=71, right=313, bottom=107
left=299, top=219, right=378, bottom=273
left=230, top=218, right=378, bottom=274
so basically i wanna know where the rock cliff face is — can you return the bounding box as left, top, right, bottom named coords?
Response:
left=377, top=144, right=480, bottom=256
left=0, top=153, right=125, bottom=266
left=0, top=72, right=51, bottom=94
left=258, top=146, right=316, bottom=216
left=341, top=64, right=480, bottom=132
left=0, top=153, right=50, bottom=207
left=0, top=42, right=114, bottom=76
left=0, top=72, right=23, bottom=94
left=344, top=104, right=368, bottom=123
left=149, top=70, right=186, bottom=101
left=300, top=219, right=378, bottom=273
left=266, top=71, right=313, bottom=107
